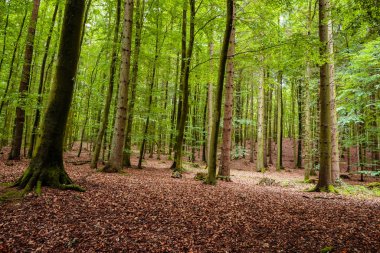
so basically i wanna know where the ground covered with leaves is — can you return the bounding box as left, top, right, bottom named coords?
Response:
left=1, top=151, right=379, bottom=252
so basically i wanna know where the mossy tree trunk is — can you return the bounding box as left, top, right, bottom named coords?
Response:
left=14, top=0, right=86, bottom=193
left=206, top=0, right=233, bottom=185
left=102, top=0, right=134, bottom=173
left=9, top=0, right=40, bottom=160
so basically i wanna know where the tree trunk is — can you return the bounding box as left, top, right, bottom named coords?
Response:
left=123, top=0, right=145, bottom=167
left=315, top=0, right=334, bottom=192
left=297, top=82, right=302, bottom=168
left=15, top=0, right=86, bottom=193
left=219, top=1, right=235, bottom=179
left=9, top=0, right=41, bottom=160
left=276, top=71, right=283, bottom=171
left=102, top=0, right=134, bottom=173
left=256, top=66, right=266, bottom=172
left=206, top=0, right=233, bottom=185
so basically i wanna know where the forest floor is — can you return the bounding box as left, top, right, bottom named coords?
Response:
left=0, top=144, right=379, bottom=252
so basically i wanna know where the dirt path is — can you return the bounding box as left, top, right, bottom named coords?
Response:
left=0, top=153, right=379, bottom=252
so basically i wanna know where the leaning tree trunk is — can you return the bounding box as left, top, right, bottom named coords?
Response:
left=14, top=0, right=85, bottom=194
left=206, top=0, right=233, bottom=185
left=8, top=0, right=40, bottom=160
left=91, top=0, right=121, bottom=169
left=102, top=0, right=134, bottom=173
left=219, top=1, right=235, bottom=180
left=315, top=0, right=334, bottom=192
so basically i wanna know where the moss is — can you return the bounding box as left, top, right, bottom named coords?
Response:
left=203, top=178, right=217, bottom=185
left=320, top=246, right=333, bottom=253
left=307, top=185, right=338, bottom=193
left=0, top=182, right=13, bottom=187
left=217, top=175, right=232, bottom=182
left=366, top=182, right=380, bottom=189
left=0, top=188, right=24, bottom=203
left=338, top=184, right=380, bottom=197
left=194, top=172, right=207, bottom=181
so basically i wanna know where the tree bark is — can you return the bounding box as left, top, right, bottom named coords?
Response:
left=219, top=1, right=235, bottom=179
left=256, top=66, right=266, bottom=172
left=315, top=0, right=334, bottom=191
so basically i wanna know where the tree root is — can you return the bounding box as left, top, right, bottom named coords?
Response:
left=307, top=184, right=338, bottom=193
left=14, top=164, right=85, bottom=195
left=100, top=164, right=120, bottom=173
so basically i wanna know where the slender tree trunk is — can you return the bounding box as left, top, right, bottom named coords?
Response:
left=315, top=0, right=333, bottom=191
left=219, top=1, right=235, bottom=179
left=0, top=4, right=9, bottom=75
left=172, top=0, right=195, bottom=172
left=276, top=71, right=283, bottom=171
left=15, top=0, right=86, bottom=193
left=206, top=40, right=214, bottom=164
left=28, top=2, right=59, bottom=158
left=91, top=0, right=121, bottom=169
left=206, top=0, right=233, bottom=184
left=9, top=0, right=41, bottom=160
left=0, top=10, right=27, bottom=119
left=102, top=0, right=134, bottom=173
left=169, top=52, right=180, bottom=160
left=256, top=66, right=266, bottom=172
left=297, top=82, right=303, bottom=168
left=329, top=11, right=340, bottom=182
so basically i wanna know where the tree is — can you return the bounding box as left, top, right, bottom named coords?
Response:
left=276, top=71, right=283, bottom=171
left=206, top=0, right=233, bottom=185
left=8, top=0, right=40, bottom=160
left=102, top=0, right=134, bottom=173
left=14, top=0, right=86, bottom=193
left=314, top=0, right=334, bottom=192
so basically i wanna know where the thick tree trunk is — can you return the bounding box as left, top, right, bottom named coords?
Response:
left=9, top=0, right=41, bottom=160
left=102, top=0, right=134, bottom=173
left=91, top=0, right=121, bottom=169
left=219, top=1, right=235, bottom=179
left=15, top=0, right=85, bottom=193
left=315, top=0, right=334, bottom=192
left=206, top=0, right=233, bottom=185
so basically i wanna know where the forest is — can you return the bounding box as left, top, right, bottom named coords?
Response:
left=0, top=0, right=379, bottom=252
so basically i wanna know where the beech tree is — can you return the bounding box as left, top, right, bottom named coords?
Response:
left=14, top=0, right=85, bottom=193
